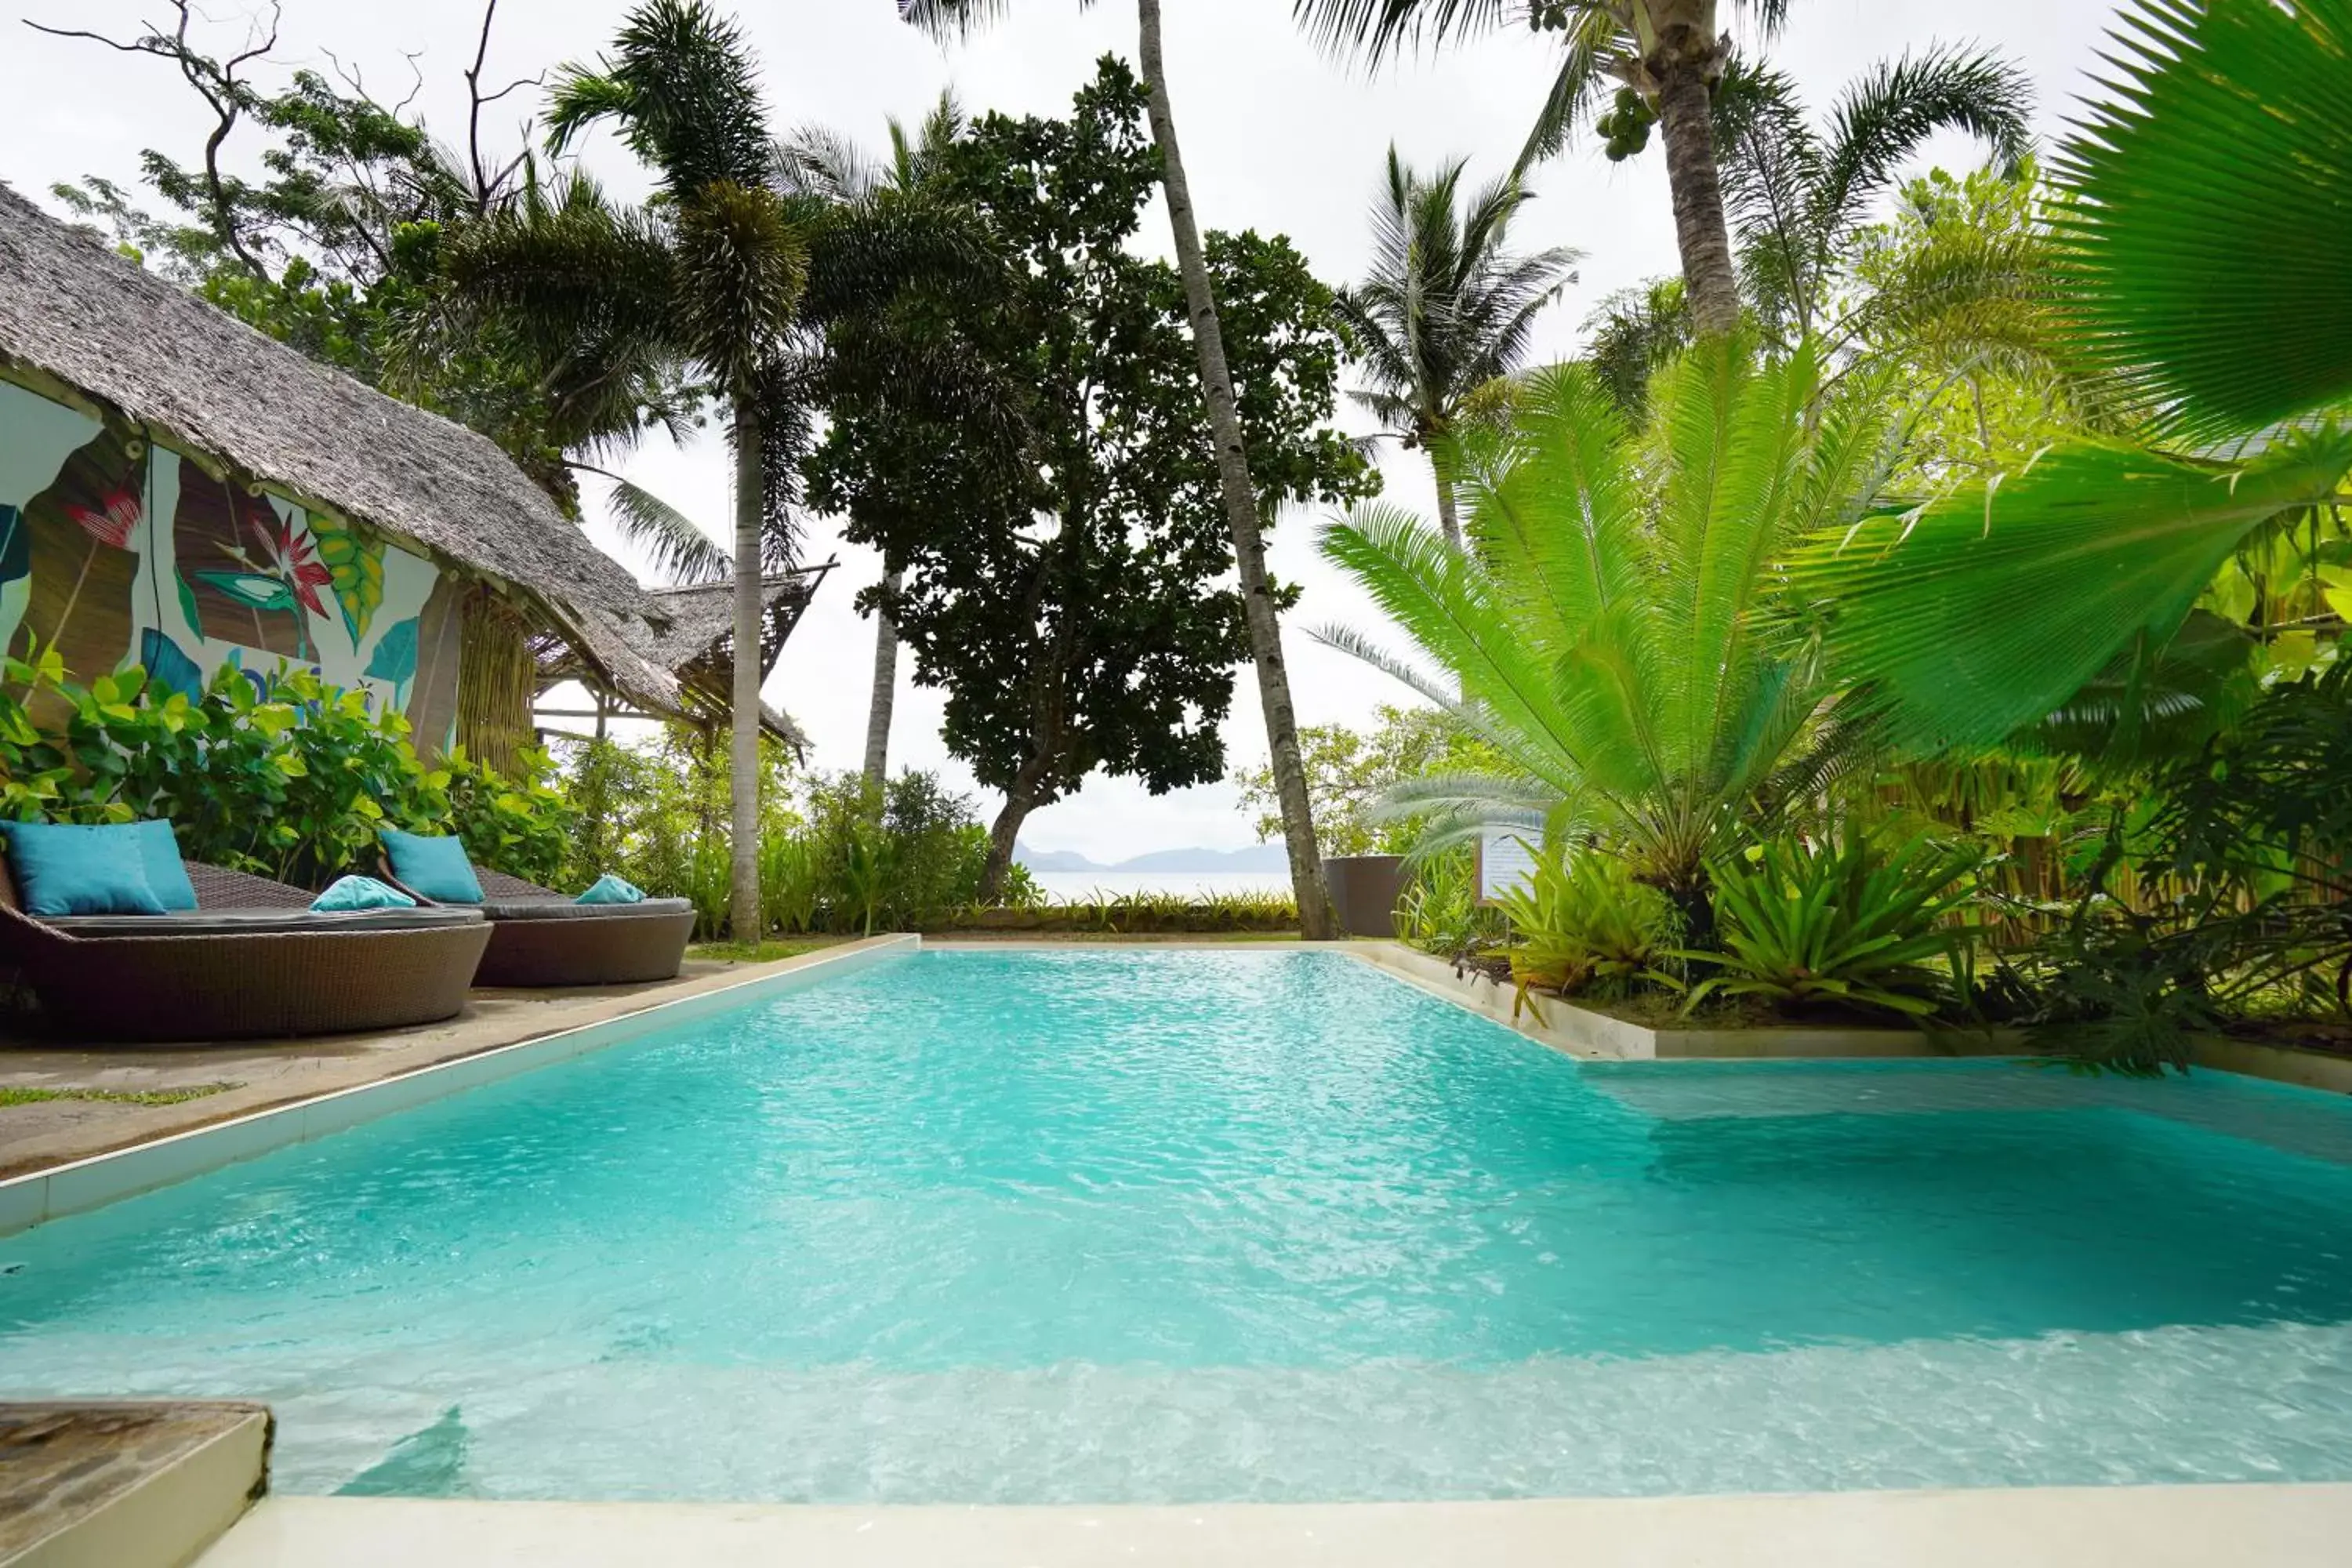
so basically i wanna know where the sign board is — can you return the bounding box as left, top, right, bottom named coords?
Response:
left=1475, top=828, right=1538, bottom=906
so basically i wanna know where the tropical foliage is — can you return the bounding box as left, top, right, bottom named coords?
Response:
left=1317, top=336, right=1885, bottom=942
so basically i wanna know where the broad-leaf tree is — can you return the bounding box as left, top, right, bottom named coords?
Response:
left=1316, top=336, right=1887, bottom=942
left=806, top=60, right=1374, bottom=901
left=1789, top=0, right=2352, bottom=753
left=1335, top=149, right=1578, bottom=547
left=902, top=0, right=1347, bottom=937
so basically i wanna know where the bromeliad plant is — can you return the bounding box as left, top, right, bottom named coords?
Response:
left=1493, top=840, right=1678, bottom=1014
left=1681, top=834, right=1982, bottom=1020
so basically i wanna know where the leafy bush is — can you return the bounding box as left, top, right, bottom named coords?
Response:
left=1, top=648, right=572, bottom=889
left=1393, top=846, right=1506, bottom=959
left=1682, top=835, right=1981, bottom=1020
left=1494, top=843, right=1677, bottom=1010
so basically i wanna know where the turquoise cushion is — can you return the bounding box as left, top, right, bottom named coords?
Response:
left=575, top=873, right=647, bottom=906
left=3, top=821, right=169, bottom=917
left=129, top=819, right=198, bottom=911
left=380, top=829, right=484, bottom=904
left=311, top=874, right=416, bottom=913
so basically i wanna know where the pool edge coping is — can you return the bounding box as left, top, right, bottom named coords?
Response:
left=0, top=935, right=920, bottom=1239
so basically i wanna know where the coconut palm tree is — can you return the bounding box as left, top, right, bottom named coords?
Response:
left=1315, top=334, right=1887, bottom=941
left=901, top=0, right=1340, bottom=938
left=1294, top=1, right=1793, bottom=336
left=1790, top=0, right=2352, bottom=753
left=1336, top=149, right=1580, bottom=548
left=780, top=94, right=970, bottom=796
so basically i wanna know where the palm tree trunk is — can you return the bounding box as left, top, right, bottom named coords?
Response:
left=1649, top=29, right=1741, bottom=337
left=861, top=568, right=902, bottom=794
left=1432, top=462, right=1462, bottom=552
left=728, top=395, right=764, bottom=946
left=1136, top=0, right=1334, bottom=940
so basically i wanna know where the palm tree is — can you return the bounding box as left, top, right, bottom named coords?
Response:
left=1294, top=1, right=1793, bottom=336
left=1789, top=0, right=2352, bottom=753
left=445, top=0, right=805, bottom=943
left=1314, top=334, right=1886, bottom=941
left=1335, top=149, right=1580, bottom=548
left=1712, top=48, right=2031, bottom=348
left=901, top=0, right=1340, bottom=938
left=1577, top=45, right=2031, bottom=418
left=780, top=94, right=970, bottom=796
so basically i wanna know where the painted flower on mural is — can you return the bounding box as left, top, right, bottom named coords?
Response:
left=62, top=488, right=140, bottom=550
left=250, top=511, right=333, bottom=619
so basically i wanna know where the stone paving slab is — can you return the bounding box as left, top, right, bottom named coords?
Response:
left=0, top=1401, right=268, bottom=1566
left=0, top=945, right=852, bottom=1181
left=195, top=1484, right=2352, bottom=1568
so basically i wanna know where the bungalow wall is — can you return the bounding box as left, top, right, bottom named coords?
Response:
left=0, top=376, right=463, bottom=752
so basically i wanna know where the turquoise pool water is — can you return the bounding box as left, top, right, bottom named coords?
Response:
left=5, top=949, right=2352, bottom=1501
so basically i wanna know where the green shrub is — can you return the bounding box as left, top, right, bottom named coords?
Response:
left=1683, top=834, right=1982, bottom=1020
left=1494, top=843, right=1678, bottom=1011
left=1393, top=846, right=1505, bottom=958
left=0, top=648, right=572, bottom=889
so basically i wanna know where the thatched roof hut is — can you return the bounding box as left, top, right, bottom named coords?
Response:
left=535, top=567, right=829, bottom=753
left=0, top=181, right=694, bottom=720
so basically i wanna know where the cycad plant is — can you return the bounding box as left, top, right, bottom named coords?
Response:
left=1790, top=0, right=2352, bottom=753
left=1335, top=149, right=1579, bottom=546
left=1316, top=333, right=1889, bottom=942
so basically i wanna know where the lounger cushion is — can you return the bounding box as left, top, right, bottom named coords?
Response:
left=311, top=874, right=416, bottom=912
left=575, top=873, right=647, bottom=905
left=380, top=828, right=485, bottom=904
left=44, top=906, right=485, bottom=938
left=477, top=896, right=695, bottom=923
left=3, top=822, right=169, bottom=917
left=132, top=821, right=201, bottom=910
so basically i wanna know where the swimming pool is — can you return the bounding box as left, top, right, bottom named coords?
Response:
left=4, top=948, right=2351, bottom=1501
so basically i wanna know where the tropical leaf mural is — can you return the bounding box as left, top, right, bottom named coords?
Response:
left=139, top=626, right=205, bottom=699
left=175, top=459, right=303, bottom=659
left=363, top=614, right=420, bottom=706
left=307, top=510, right=387, bottom=648
left=0, top=504, right=27, bottom=658
left=18, top=426, right=143, bottom=711
left=194, top=570, right=299, bottom=612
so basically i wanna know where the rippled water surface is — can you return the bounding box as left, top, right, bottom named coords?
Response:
left=5, top=949, right=2352, bottom=1500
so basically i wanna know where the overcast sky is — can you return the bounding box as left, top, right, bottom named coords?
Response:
left=3, top=0, right=2118, bottom=858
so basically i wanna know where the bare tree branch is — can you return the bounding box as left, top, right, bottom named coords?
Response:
left=25, top=0, right=281, bottom=278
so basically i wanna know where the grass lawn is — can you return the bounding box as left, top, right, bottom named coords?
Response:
left=688, top=937, right=845, bottom=964
left=0, top=1083, right=237, bottom=1108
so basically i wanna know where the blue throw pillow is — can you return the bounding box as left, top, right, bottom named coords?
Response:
left=574, top=873, right=647, bottom=906
left=379, top=828, right=485, bottom=904
left=3, top=821, right=169, bottom=918
left=129, top=818, right=198, bottom=911
left=311, top=874, right=416, bottom=913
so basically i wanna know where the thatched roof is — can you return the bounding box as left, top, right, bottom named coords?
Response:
left=0, top=181, right=682, bottom=716
left=536, top=565, right=829, bottom=753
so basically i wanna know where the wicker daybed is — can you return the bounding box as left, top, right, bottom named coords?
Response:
left=381, top=862, right=695, bottom=988
left=0, top=858, right=490, bottom=1042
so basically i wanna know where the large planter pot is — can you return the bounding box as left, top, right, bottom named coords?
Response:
left=1323, top=855, right=1404, bottom=938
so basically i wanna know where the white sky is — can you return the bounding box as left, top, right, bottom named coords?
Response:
left=2, top=0, right=2118, bottom=859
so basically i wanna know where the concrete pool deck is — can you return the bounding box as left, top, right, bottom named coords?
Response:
left=0, top=938, right=873, bottom=1181
left=189, top=1484, right=2352, bottom=1568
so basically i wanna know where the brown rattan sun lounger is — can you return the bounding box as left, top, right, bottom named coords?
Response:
left=380, top=861, right=695, bottom=988
left=0, top=858, right=491, bottom=1042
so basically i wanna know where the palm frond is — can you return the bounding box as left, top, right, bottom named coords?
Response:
left=1792, top=429, right=2352, bottom=751
left=2056, top=0, right=2352, bottom=439
left=576, top=464, right=732, bottom=584
left=1814, top=46, right=2034, bottom=245
left=1290, top=0, right=1517, bottom=64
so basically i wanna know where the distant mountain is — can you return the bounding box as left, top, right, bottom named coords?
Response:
left=1014, top=841, right=1287, bottom=873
